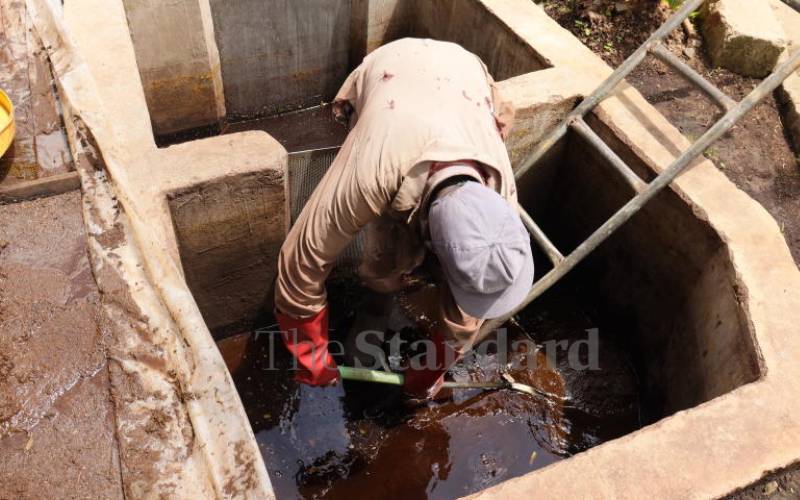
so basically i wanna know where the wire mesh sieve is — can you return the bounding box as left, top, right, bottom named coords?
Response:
left=288, top=147, right=363, bottom=277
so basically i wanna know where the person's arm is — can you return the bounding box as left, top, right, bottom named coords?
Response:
left=274, top=137, right=388, bottom=385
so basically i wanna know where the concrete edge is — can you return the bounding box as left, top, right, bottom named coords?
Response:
left=152, top=130, right=289, bottom=275
left=26, top=0, right=275, bottom=497
left=777, top=74, right=800, bottom=153
left=770, top=0, right=800, bottom=154
left=0, top=170, right=80, bottom=202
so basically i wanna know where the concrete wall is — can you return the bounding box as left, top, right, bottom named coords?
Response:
left=411, top=0, right=548, bottom=79
left=538, top=118, right=760, bottom=417
left=209, top=0, right=351, bottom=119
left=124, top=0, right=549, bottom=132
left=350, top=0, right=414, bottom=59
left=43, top=0, right=280, bottom=494
left=497, top=67, right=581, bottom=215
left=349, top=0, right=547, bottom=80
left=203, top=0, right=545, bottom=124
left=122, top=0, right=225, bottom=137
left=169, top=166, right=286, bottom=336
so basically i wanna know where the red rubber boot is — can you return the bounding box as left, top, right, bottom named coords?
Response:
left=277, top=307, right=339, bottom=386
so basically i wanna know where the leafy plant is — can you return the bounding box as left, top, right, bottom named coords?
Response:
left=573, top=19, right=592, bottom=36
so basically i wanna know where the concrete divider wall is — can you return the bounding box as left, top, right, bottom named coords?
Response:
left=349, top=0, right=414, bottom=59
left=209, top=0, right=352, bottom=119
left=122, top=0, right=225, bottom=136
left=169, top=168, right=285, bottom=335
left=349, top=0, right=548, bottom=79
left=31, top=0, right=281, bottom=496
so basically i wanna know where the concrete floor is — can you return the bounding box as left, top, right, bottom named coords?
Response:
left=0, top=191, right=124, bottom=499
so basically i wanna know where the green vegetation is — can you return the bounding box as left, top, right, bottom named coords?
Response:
left=704, top=146, right=720, bottom=161
left=574, top=18, right=592, bottom=36
left=662, top=0, right=701, bottom=20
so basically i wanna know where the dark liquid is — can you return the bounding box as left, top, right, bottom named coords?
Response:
left=217, top=281, right=642, bottom=499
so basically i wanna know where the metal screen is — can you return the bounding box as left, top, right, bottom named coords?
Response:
left=288, top=147, right=363, bottom=277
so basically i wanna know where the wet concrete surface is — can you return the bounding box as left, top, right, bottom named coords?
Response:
left=218, top=279, right=642, bottom=499
left=223, top=105, right=347, bottom=153
left=0, top=192, right=124, bottom=499
left=0, top=0, right=73, bottom=188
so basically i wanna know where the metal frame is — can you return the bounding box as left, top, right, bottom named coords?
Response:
left=482, top=0, right=800, bottom=335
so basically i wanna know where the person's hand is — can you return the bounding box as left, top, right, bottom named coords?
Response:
left=403, top=329, right=460, bottom=399
left=332, top=100, right=354, bottom=127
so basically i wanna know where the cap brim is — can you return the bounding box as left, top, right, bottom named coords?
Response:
left=447, top=252, right=535, bottom=320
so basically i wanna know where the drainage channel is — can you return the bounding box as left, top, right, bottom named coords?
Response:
left=195, top=107, right=646, bottom=497
left=156, top=94, right=765, bottom=497
left=216, top=270, right=643, bottom=499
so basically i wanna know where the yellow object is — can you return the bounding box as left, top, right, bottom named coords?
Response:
left=0, top=88, right=16, bottom=158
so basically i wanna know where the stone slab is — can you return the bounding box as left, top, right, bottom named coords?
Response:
left=0, top=170, right=80, bottom=202
left=702, top=0, right=787, bottom=77
left=770, top=0, right=800, bottom=153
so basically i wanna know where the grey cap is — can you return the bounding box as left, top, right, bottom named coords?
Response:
left=428, top=181, right=534, bottom=319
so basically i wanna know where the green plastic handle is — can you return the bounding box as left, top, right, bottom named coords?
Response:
left=338, top=366, right=404, bottom=385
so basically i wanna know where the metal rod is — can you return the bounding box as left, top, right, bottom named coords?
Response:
left=336, top=366, right=545, bottom=397
left=442, top=380, right=539, bottom=398
left=781, top=0, right=800, bottom=13
left=518, top=206, right=564, bottom=265
left=650, top=44, right=736, bottom=111
left=482, top=48, right=800, bottom=336
left=571, top=118, right=647, bottom=193
left=441, top=381, right=506, bottom=390
left=514, top=0, right=705, bottom=182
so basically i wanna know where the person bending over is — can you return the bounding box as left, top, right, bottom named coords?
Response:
left=274, top=38, right=534, bottom=399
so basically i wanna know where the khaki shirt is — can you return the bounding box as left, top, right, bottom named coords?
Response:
left=275, top=38, right=517, bottom=345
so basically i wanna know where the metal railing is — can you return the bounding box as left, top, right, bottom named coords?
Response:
left=481, top=0, right=800, bottom=335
